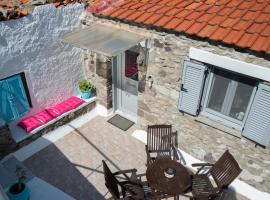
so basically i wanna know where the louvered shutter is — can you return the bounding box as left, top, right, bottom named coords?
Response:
left=178, top=61, right=206, bottom=115
left=243, top=84, right=270, bottom=146
left=6, top=75, right=30, bottom=119
left=0, top=80, right=16, bottom=122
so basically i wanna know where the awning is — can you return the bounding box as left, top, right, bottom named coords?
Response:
left=60, top=23, right=148, bottom=57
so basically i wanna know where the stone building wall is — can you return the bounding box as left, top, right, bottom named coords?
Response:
left=83, top=13, right=270, bottom=192
left=84, top=51, right=113, bottom=109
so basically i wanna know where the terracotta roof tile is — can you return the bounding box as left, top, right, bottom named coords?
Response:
left=250, top=36, right=270, bottom=51
left=197, top=24, right=219, bottom=38
left=155, top=15, right=174, bottom=27
left=255, top=13, right=270, bottom=23
left=262, top=5, right=270, bottom=14
left=236, top=33, right=259, bottom=48
left=208, top=15, right=227, bottom=25
left=261, top=26, right=270, bottom=37
left=238, top=1, right=256, bottom=10
left=126, top=10, right=144, bottom=21
left=110, top=8, right=126, bottom=18
left=217, top=7, right=232, bottom=16
left=242, top=11, right=260, bottom=20
left=147, top=4, right=164, bottom=13
left=229, top=9, right=247, bottom=18
left=176, top=1, right=193, bottom=8
left=207, top=5, right=223, bottom=14
left=195, top=13, right=214, bottom=23
left=175, top=19, right=194, bottom=32
left=249, top=2, right=267, bottom=11
left=91, top=0, right=270, bottom=55
left=175, top=9, right=193, bottom=18
left=185, top=11, right=204, bottom=20
left=144, top=13, right=163, bottom=25
left=129, top=2, right=145, bottom=9
left=117, top=9, right=136, bottom=20
left=223, top=30, right=245, bottom=44
left=167, top=0, right=183, bottom=6
left=185, top=2, right=202, bottom=10
left=134, top=12, right=153, bottom=23
left=155, top=6, right=172, bottom=14
left=211, top=27, right=231, bottom=41
left=185, top=22, right=206, bottom=35
left=164, top=17, right=184, bottom=29
left=226, top=0, right=242, bottom=8
left=233, top=20, right=253, bottom=31
left=166, top=8, right=183, bottom=16
left=220, top=17, right=239, bottom=28
left=137, top=3, right=153, bottom=11
left=247, top=23, right=268, bottom=34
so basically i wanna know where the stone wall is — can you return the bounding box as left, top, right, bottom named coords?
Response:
left=83, top=14, right=270, bottom=192
left=84, top=51, right=113, bottom=109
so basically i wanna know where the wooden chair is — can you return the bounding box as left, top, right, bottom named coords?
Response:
left=191, top=150, right=242, bottom=200
left=102, top=160, right=146, bottom=200
left=145, top=125, right=177, bottom=166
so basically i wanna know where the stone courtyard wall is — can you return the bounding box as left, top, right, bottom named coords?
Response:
left=83, top=51, right=113, bottom=109
left=83, top=13, right=270, bottom=192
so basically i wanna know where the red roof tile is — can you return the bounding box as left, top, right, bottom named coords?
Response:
left=237, top=33, right=259, bottom=48
left=155, top=15, right=174, bottom=27
left=91, top=0, right=270, bottom=55
left=164, top=17, right=184, bottom=29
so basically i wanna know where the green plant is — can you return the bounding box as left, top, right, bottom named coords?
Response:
left=79, top=80, right=95, bottom=92
left=14, top=166, right=26, bottom=192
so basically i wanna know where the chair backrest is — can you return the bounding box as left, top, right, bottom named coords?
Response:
left=102, top=160, right=121, bottom=199
left=210, top=150, right=242, bottom=189
left=147, top=125, right=172, bottom=153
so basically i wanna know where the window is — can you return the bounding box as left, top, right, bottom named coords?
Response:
left=203, top=68, right=257, bottom=127
left=0, top=73, right=31, bottom=123
left=125, top=48, right=139, bottom=81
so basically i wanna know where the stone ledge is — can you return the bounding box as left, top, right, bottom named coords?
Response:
left=1, top=100, right=96, bottom=159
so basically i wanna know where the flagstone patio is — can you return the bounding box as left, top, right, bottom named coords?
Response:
left=22, top=116, right=248, bottom=200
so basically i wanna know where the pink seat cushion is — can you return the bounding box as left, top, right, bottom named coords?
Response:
left=18, top=117, right=44, bottom=133
left=47, top=102, right=73, bottom=117
left=34, top=110, right=54, bottom=123
left=46, top=108, right=60, bottom=118
left=65, top=96, right=85, bottom=109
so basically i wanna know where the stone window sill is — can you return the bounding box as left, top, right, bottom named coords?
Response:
left=195, top=115, right=242, bottom=138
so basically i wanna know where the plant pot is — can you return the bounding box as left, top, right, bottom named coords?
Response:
left=7, top=183, right=30, bottom=200
left=81, top=90, right=92, bottom=99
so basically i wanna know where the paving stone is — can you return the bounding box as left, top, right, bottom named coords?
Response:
left=23, top=116, right=249, bottom=200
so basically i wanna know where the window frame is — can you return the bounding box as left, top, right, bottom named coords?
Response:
left=0, top=72, right=31, bottom=122
left=201, top=67, right=257, bottom=130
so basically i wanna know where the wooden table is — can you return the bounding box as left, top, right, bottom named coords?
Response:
left=146, top=157, right=191, bottom=196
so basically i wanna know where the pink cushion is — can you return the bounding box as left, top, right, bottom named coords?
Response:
left=46, top=108, right=60, bottom=118
left=34, top=110, right=54, bottom=123
left=18, top=117, right=44, bottom=133
left=47, top=102, right=73, bottom=117
left=65, top=96, right=85, bottom=109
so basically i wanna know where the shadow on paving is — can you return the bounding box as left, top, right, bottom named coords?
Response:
left=23, top=139, right=105, bottom=200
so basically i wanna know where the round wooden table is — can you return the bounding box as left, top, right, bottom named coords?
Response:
left=146, top=157, right=191, bottom=196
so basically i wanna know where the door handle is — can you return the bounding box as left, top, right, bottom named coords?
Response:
left=181, top=84, right=188, bottom=92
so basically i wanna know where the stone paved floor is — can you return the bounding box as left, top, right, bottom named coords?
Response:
left=23, top=116, right=249, bottom=200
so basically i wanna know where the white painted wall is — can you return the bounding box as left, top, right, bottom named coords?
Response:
left=0, top=4, right=85, bottom=124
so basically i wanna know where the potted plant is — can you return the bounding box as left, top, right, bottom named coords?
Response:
left=79, top=80, right=95, bottom=99
left=7, top=166, right=30, bottom=200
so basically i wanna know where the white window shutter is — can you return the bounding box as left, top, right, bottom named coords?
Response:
left=243, top=84, right=270, bottom=146
left=178, top=61, right=206, bottom=115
